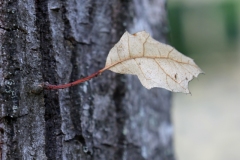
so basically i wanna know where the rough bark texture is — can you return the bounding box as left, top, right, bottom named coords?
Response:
left=0, top=0, right=174, bottom=160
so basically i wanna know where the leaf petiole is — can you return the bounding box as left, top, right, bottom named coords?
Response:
left=44, top=70, right=103, bottom=90
left=43, top=62, right=114, bottom=90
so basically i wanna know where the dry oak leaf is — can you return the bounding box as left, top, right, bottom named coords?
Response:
left=103, top=31, right=203, bottom=93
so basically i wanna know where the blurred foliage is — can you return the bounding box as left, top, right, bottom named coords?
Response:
left=167, top=3, right=188, bottom=55
left=167, top=1, right=239, bottom=56
left=221, top=2, right=239, bottom=44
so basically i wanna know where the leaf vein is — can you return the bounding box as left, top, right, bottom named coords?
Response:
left=133, top=59, right=150, bottom=80
left=154, top=59, right=186, bottom=90
left=142, top=34, right=150, bottom=56
left=167, top=48, right=174, bottom=58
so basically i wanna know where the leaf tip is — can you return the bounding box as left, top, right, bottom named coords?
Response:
left=185, top=89, right=191, bottom=94
left=200, top=70, right=205, bottom=75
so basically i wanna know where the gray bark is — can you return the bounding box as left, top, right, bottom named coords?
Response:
left=0, top=0, right=174, bottom=160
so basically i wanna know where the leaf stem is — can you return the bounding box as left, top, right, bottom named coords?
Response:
left=43, top=70, right=103, bottom=90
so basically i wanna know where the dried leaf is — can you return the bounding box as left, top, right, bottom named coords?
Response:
left=102, top=31, right=203, bottom=93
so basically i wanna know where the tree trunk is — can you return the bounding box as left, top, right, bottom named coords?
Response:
left=0, top=0, right=174, bottom=160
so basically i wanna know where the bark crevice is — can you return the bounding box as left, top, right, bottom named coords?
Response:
left=35, top=0, right=62, bottom=159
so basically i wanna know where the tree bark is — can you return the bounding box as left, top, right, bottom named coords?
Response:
left=0, top=0, right=174, bottom=160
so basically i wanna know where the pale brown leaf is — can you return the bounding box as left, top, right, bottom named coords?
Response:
left=102, top=31, right=203, bottom=93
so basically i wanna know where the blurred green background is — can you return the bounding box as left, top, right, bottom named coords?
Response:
left=167, top=0, right=240, bottom=160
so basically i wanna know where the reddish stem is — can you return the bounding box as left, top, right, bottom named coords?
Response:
left=44, top=70, right=102, bottom=90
